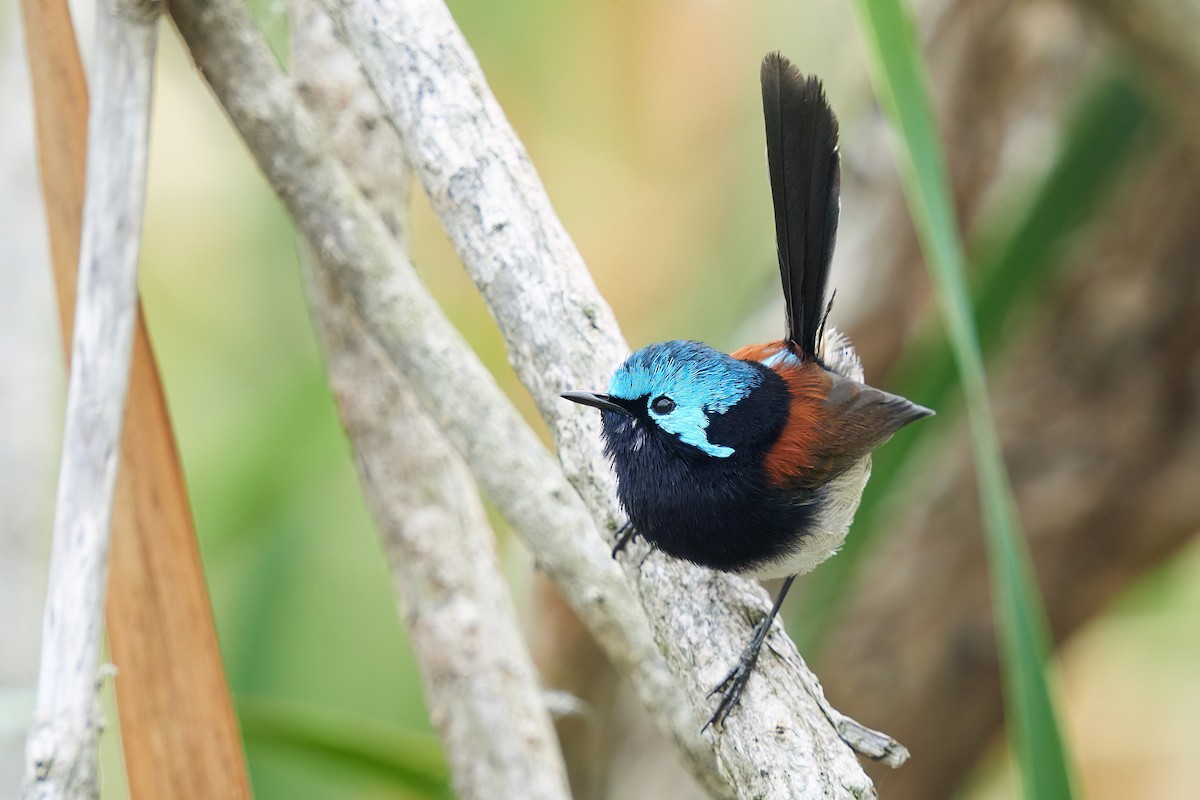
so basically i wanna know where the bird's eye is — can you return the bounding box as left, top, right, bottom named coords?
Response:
left=651, top=395, right=676, bottom=414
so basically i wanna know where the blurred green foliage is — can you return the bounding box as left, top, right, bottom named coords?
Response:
left=139, top=6, right=860, bottom=793
left=852, top=0, right=1079, bottom=796
left=238, top=696, right=450, bottom=798
left=116, top=0, right=1192, bottom=797
left=793, top=71, right=1157, bottom=652
left=142, top=34, right=432, bottom=798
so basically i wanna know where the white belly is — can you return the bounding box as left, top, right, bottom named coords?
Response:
left=742, top=326, right=870, bottom=580
left=747, top=456, right=871, bottom=579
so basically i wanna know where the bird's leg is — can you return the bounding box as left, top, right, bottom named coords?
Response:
left=611, top=521, right=638, bottom=558
left=704, top=575, right=796, bottom=732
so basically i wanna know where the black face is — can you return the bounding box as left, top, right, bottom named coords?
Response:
left=595, top=361, right=789, bottom=460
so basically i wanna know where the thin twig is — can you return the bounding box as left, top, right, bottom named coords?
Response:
left=318, top=0, right=905, bottom=796
left=22, top=0, right=253, bottom=787
left=23, top=0, right=160, bottom=796
left=305, top=267, right=574, bottom=799
left=290, top=3, right=570, bottom=797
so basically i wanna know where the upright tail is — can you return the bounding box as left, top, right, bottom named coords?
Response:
left=760, top=53, right=841, bottom=364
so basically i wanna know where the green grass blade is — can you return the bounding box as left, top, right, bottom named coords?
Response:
left=792, top=71, right=1154, bottom=651
left=850, top=1, right=1079, bottom=797
left=238, top=695, right=451, bottom=795
left=893, top=72, right=1153, bottom=409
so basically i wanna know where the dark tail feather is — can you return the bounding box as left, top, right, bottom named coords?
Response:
left=760, top=53, right=841, bottom=362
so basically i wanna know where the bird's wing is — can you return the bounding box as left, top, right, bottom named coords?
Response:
left=761, top=363, right=933, bottom=490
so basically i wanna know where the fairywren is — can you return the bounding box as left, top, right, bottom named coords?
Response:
left=563, top=53, right=933, bottom=729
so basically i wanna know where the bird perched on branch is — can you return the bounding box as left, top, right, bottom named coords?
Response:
left=562, top=53, right=933, bottom=729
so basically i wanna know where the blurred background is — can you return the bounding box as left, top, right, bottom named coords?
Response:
left=3, top=0, right=1199, bottom=798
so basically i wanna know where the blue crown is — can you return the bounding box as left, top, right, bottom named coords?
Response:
left=608, top=341, right=762, bottom=457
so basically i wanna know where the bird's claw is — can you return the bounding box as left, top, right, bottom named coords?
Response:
left=611, top=521, right=638, bottom=558
left=702, top=614, right=773, bottom=732
left=703, top=660, right=753, bottom=732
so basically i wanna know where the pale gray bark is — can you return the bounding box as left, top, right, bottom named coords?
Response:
left=22, top=1, right=159, bottom=797
left=168, top=0, right=911, bottom=792
left=165, top=0, right=733, bottom=795
left=316, top=1, right=906, bottom=797
left=290, top=4, right=571, bottom=798
left=305, top=269, right=575, bottom=800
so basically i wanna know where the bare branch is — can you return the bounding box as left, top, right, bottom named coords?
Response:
left=23, top=0, right=160, bottom=796
left=317, top=0, right=905, bottom=795
left=290, top=4, right=570, bottom=797
left=292, top=0, right=412, bottom=249
left=21, top=0, right=251, bottom=791
left=306, top=266, right=574, bottom=799
left=164, top=0, right=730, bottom=794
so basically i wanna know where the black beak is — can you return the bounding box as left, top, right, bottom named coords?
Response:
left=561, top=390, right=633, bottom=417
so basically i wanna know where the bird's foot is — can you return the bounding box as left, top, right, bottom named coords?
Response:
left=611, top=521, right=638, bottom=558
left=704, top=658, right=754, bottom=732
left=703, top=615, right=772, bottom=732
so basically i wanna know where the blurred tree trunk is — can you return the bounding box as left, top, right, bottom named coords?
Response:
left=842, top=0, right=1098, bottom=371
left=822, top=135, right=1200, bottom=800
left=1082, top=0, right=1200, bottom=152
left=812, top=0, right=1200, bottom=794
